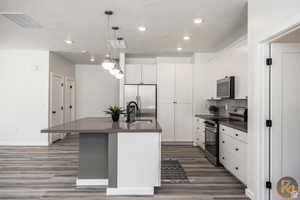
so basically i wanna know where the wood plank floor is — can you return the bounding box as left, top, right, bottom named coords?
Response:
left=0, top=134, right=249, bottom=200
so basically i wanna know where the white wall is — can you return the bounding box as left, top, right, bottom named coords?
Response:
left=248, top=1, right=300, bottom=199
left=0, top=50, right=49, bottom=145
left=193, top=36, right=248, bottom=114
left=75, top=65, right=119, bottom=119
left=205, top=37, right=248, bottom=100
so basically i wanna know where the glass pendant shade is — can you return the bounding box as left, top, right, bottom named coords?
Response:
left=115, top=71, right=124, bottom=79
left=102, top=58, right=115, bottom=70
left=110, top=66, right=120, bottom=75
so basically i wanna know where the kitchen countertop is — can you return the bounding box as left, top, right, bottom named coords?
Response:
left=41, top=117, right=162, bottom=134
left=218, top=120, right=247, bottom=133
left=195, top=114, right=248, bottom=133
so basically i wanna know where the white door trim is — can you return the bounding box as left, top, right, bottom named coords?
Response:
left=49, top=72, right=64, bottom=144
left=256, top=16, right=300, bottom=200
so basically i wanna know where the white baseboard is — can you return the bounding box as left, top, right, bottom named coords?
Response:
left=76, top=178, right=108, bottom=186
left=0, top=141, right=48, bottom=146
left=246, top=188, right=255, bottom=200
left=107, top=187, right=154, bottom=196
left=162, top=141, right=193, bottom=146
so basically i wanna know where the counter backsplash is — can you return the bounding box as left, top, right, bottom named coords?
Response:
left=206, top=99, right=247, bottom=116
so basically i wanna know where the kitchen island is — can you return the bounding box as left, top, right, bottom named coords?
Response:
left=41, top=117, right=162, bottom=196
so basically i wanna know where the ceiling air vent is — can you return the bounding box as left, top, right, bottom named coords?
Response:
left=0, top=12, right=42, bottom=28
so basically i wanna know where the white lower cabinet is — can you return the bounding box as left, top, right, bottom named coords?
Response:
left=193, top=117, right=205, bottom=148
left=219, top=125, right=247, bottom=185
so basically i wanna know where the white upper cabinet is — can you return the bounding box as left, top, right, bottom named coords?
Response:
left=175, top=64, right=193, bottom=103
left=125, top=64, right=142, bottom=84
left=157, top=64, right=175, bottom=103
left=142, top=64, right=157, bottom=84
left=125, top=64, right=157, bottom=84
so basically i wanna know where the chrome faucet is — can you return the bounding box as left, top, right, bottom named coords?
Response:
left=126, top=101, right=139, bottom=122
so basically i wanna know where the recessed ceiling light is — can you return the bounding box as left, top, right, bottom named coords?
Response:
left=81, top=50, right=87, bottom=53
left=138, top=26, right=146, bottom=32
left=177, top=47, right=182, bottom=51
left=183, top=36, right=190, bottom=40
left=64, top=39, right=74, bottom=44
left=193, top=18, right=203, bottom=24
left=90, top=57, right=95, bottom=62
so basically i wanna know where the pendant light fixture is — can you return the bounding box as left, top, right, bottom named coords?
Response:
left=101, top=10, right=115, bottom=70
left=115, top=71, right=124, bottom=79
left=110, top=27, right=121, bottom=75
left=114, top=37, right=125, bottom=79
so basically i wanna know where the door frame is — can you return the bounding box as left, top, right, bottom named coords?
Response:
left=49, top=72, right=64, bottom=144
left=256, top=16, right=300, bottom=200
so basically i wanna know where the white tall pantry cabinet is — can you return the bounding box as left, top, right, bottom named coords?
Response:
left=157, top=63, right=193, bottom=142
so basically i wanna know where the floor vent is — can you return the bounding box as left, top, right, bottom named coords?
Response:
left=0, top=12, right=43, bottom=28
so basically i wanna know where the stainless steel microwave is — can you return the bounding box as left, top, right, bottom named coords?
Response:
left=217, top=76, right=235, bottom=99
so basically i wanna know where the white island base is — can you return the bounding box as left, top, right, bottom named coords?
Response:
left=76, top=132, right=161, bottom=196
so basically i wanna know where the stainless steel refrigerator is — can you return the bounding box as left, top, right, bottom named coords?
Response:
left=124, top=84, right=157, bottom=118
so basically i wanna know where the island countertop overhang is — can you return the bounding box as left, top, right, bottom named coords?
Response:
left=41, top=117, right=162, bottom=134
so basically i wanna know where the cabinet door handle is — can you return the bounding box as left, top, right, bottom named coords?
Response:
left=235, top=133, right=239, bottom=137
left=222, top=141, right=225, bottom=144
left=52, top=111, right=56, bottom=114
left=222, top=129, right=225, bottom=131
left=235, top=167, right=239, bottom=170
left=222, top=157, right=225, bottom=160
left=235, top=148, right=239, bottom=151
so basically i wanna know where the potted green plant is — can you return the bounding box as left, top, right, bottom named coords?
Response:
left=104, top=106, right=125, bottom=122
left=208, top=105, right=219, bottom=115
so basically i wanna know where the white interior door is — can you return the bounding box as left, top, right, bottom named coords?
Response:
left=65, top=77, right=75, bottom=123
left=50, top=73, right=64, bottom=143
left=175, top=103, right=193, bottom=141
left=270, top=43, right=300, bottom=199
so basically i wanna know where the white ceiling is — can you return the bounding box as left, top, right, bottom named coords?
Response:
left=0, top=0, right=248, bottom=64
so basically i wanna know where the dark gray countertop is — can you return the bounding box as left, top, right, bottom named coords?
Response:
left=41, top=117, right=162, bottom=134
left=195, top=114, right=248, bottom=133
left=218, top=120, right=247, bottom=133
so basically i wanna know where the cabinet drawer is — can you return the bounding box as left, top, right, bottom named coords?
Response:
left=229, top=155, right=247, bottom=184
left=195, top=117, right=205, bottom=125
left=219, top=132, right=247, bottom=184
left=221, top=152, right=246, bottom=184
left=219, top=125, right=247, bottom=143
left=194, top=126, right=205, bottom=132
